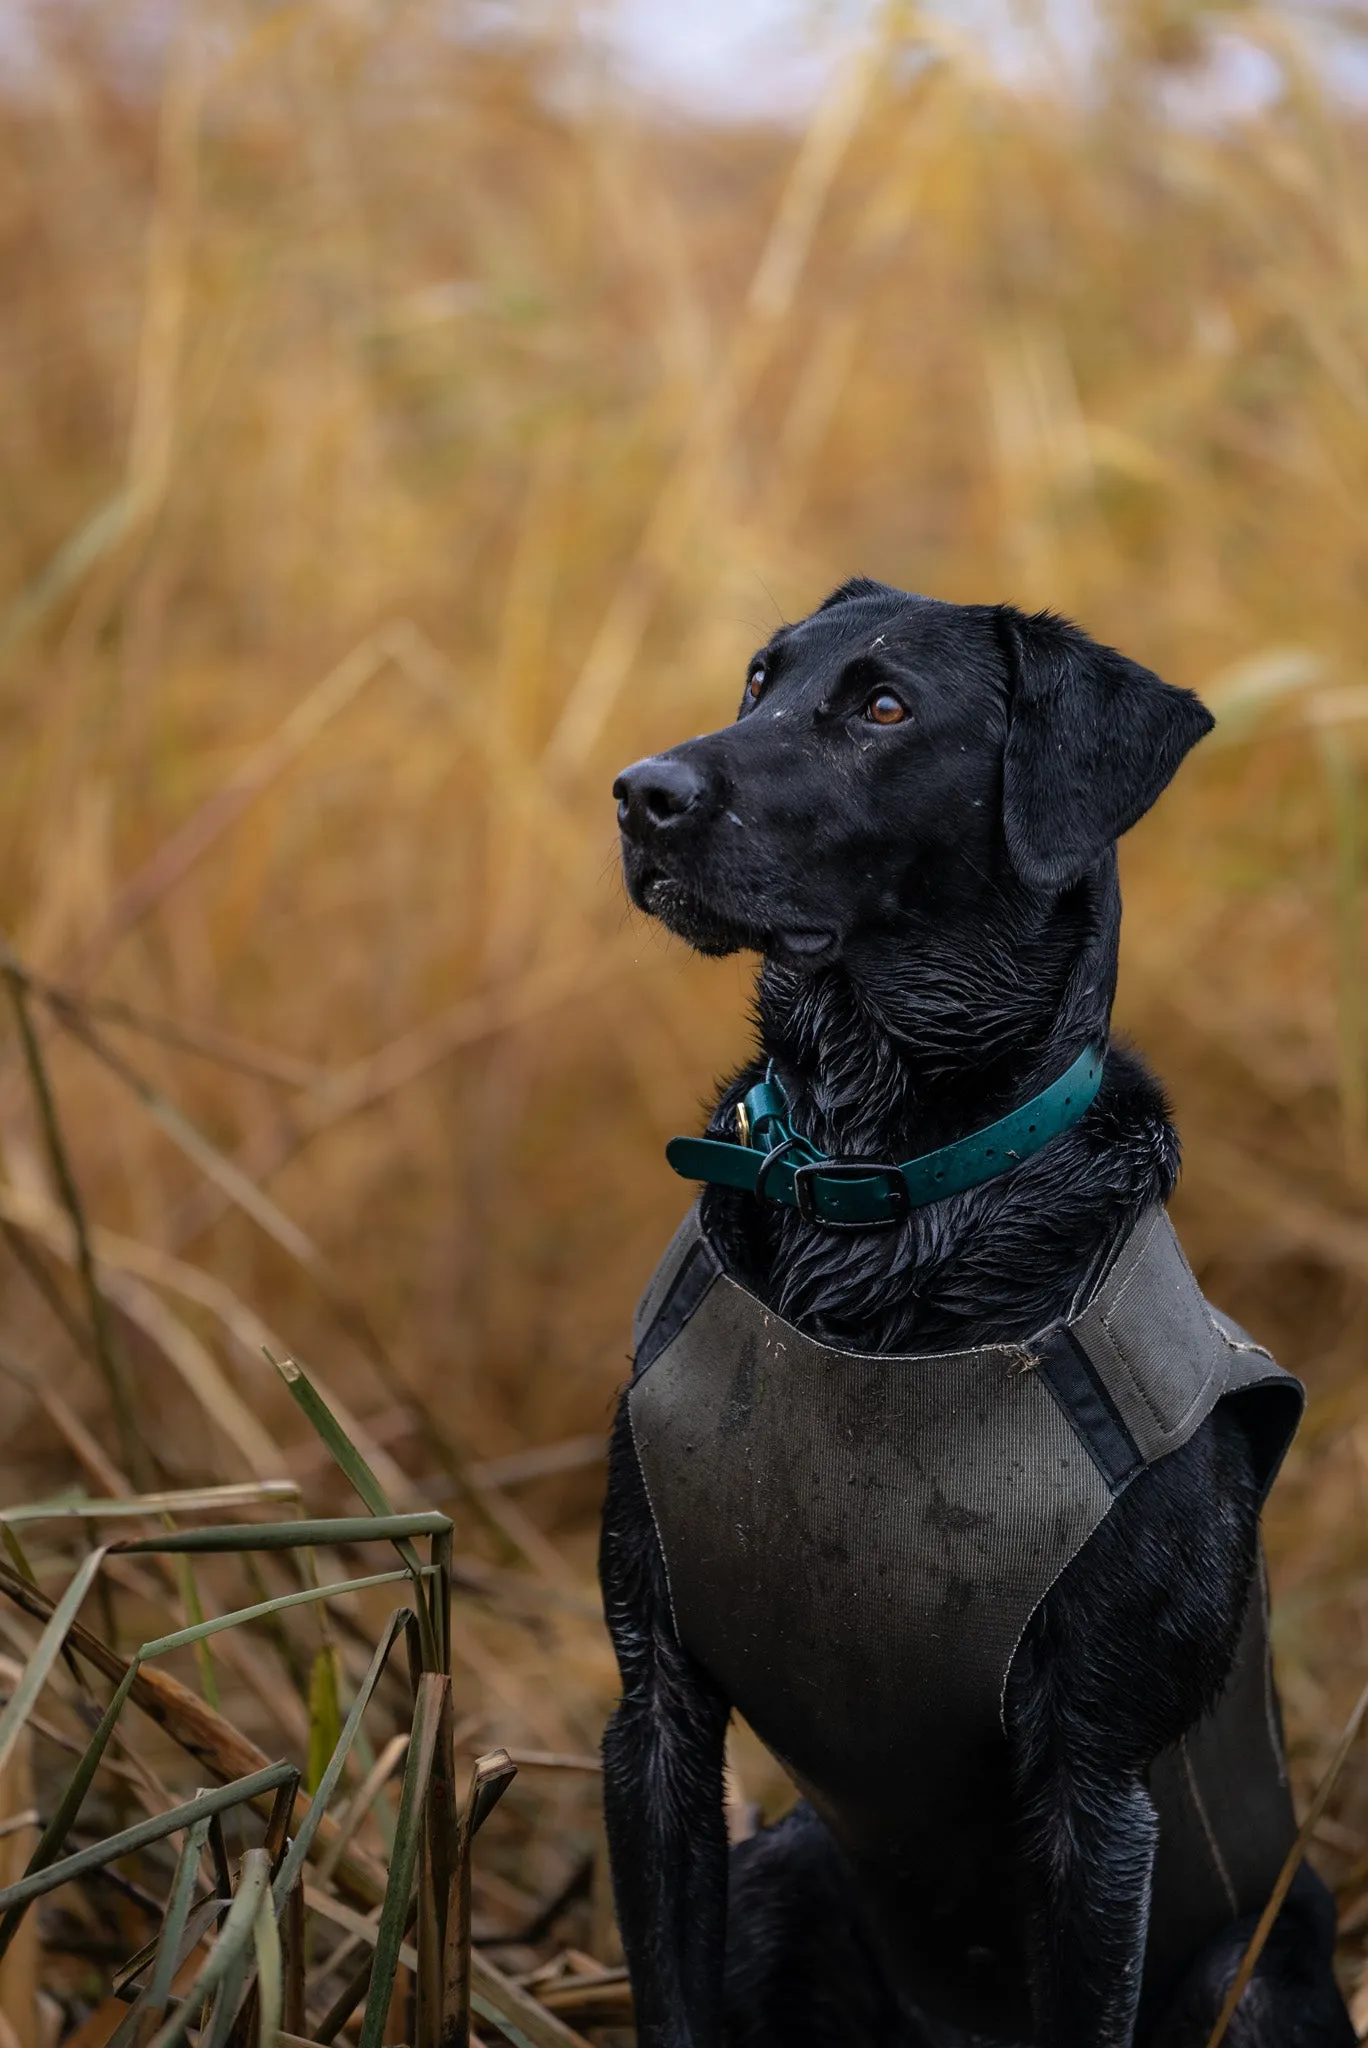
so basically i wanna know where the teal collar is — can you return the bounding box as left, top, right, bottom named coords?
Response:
left=666, top=1043, right=1106, bottom=1229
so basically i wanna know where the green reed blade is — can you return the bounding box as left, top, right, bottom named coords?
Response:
left=113, top=1887, right=224, bottom=2005
left=0, top=1520, right=38, bottom=1583
left=148, top=1846, right=272, bottom=2048
left=104, top=1895, right=228, bottom=2048
left=268, top=1356, right=442, bottom=1667
left=138, top=1569, right=422, bottom=1661
left=253, top=1881, right=283, bottom=2048
left=0, top=1545, right=106, bottom=1781
left=430, top=1523, right=452, bottom=1676
left=270, top=1354, right=404, bottom=1526
left=115, top=1514, right=450, bottom=1554
left=0, top=1762, right=295, bottom=1915
left=0, top=1660, right=137, bottom=1965
left=146, top=1814, right=214, bottom=2023
left=6, top=1483, right=302, bottom=1527
left=307, top=1644, right=343, bottom=1796
left=172, top=1548, right=219, bottom=1710
left=204, top=1938, right=251, bottom=2048
left=272, top=1608, right=409, bottom=1907
left=357, top=1672, right=449, bottom=2048
left=301, top=1894, right=597, bottom=2048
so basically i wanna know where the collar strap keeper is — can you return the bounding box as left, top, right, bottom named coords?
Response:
left=665, top=1043, right=1106, bottom=1230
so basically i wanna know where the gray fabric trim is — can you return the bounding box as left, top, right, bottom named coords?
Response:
left=632, top=1204, right=704, bottom=1353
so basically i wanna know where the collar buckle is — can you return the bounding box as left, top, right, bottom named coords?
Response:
left=792, top=1160, right=910, bottom=1230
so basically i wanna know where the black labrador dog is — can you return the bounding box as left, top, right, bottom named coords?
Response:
left=601, top=582, right=1354, bottom=2048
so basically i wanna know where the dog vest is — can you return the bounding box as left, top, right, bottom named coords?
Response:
left=627, top=1204, right=1305, bottom=2038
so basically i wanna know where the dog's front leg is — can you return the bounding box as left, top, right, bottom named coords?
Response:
left=599, top=1395, right=730, bottom=2048
left=1014, top=1738, right=1157, bottom=2048
left=1008, top=1604, right=1159, bottom=2048
left=1007, top=1409, right=1266, bottom=2048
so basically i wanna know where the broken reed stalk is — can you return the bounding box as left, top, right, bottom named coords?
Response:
left=283, top=1875, right=306, bottom=2036
left=447, top=1749, right=518, bottom=2048
left=1205, top=1669, right=1368, bottom=2048
left=0, top=956, right=147, bottom=1485
left=417, top=1684, right=456, bottom=2048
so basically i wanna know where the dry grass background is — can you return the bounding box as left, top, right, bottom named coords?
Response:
left=3, top=0, right=1368, bottom=2034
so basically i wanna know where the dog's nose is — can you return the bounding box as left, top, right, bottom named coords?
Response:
left=613, top=756, right=706, bottom=837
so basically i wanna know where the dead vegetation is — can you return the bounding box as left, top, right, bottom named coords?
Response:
left=2, top=0, right=1368, bottom=2039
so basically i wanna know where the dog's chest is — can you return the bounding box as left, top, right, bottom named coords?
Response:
left=629, top=1254, right=1110, bottom=1867
left=627, top=1205, right=1301, bottom=1886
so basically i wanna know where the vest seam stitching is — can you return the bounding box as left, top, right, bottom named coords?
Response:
left=1071, top=1205, right=1162, bottom=1332
left=1083, top=1216, right=1224, bottom=1444
left=713, top=1266, right=1036, bottom=1368
left=1085, top=1318, right=1172, bottom=1436
left=1073, top=1213, right=1192, bottom=1438
left=624, top=1393, right=685, bottom=1644
left=1092, top=1314, right=1221, bottom=1449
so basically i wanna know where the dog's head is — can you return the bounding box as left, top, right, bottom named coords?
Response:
left=613, top=581, right=1213, bottom=965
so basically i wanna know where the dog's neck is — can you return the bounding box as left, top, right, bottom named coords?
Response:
left=703, top=854, right=1176, bottom=1350
left=752, top=864, right=1120, bottom=1165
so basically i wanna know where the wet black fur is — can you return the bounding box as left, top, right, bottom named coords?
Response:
left=600, top=583, right=1353, bottom=2048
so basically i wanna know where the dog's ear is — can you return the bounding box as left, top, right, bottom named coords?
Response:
left=997, top=606, right=1213, bottom=891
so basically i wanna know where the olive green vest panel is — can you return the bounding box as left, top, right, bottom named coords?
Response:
left=627, top=1205, right=1303, bottom=2031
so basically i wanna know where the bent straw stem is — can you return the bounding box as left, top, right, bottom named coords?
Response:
left=1, top=957, right=146, bottom=1483
left=1205, top=1669, right=1368, bottom=2048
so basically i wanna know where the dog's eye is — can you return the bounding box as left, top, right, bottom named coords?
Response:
left=864, top=692, right=906, bottom=726
left=746, top=666, right=766, bottom=702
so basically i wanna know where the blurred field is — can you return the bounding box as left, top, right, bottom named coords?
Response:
left=3, top=0, right=1368, bottom=2033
